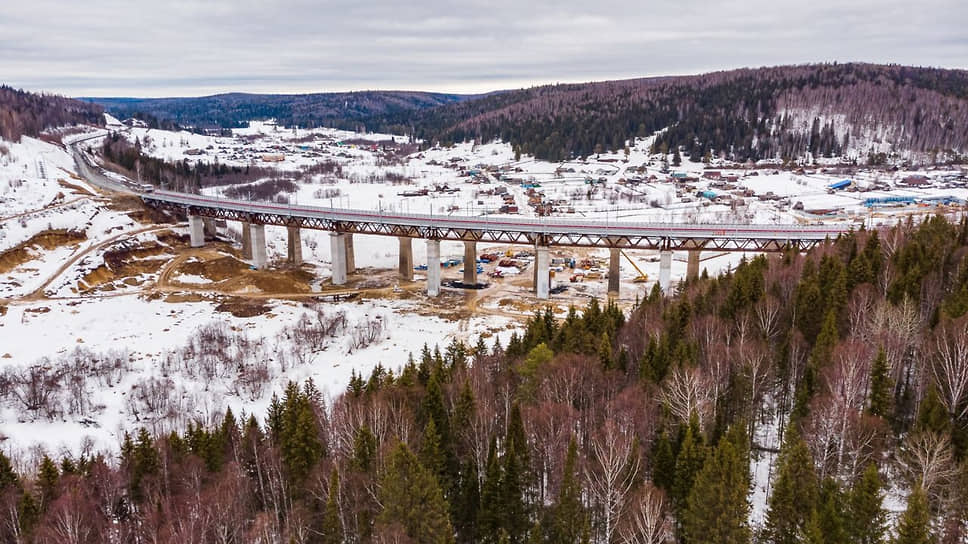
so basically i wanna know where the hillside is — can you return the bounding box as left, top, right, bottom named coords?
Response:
left=3, top=219, right=968, bottom=541
left=0, top=86, right=103, bottom=142
left=84, top=90, right=474, bottom=131
left=404, top=63, right=968, bottom=164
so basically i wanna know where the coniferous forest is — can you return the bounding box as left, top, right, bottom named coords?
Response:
left=0, top=86, right=103, bottom=142
left=3, top=216, right=968, bottom=543
left=397, top=63, right=968, bottom=163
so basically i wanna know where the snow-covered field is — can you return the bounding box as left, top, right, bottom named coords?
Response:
left=2, top=118, right=966, bottom=460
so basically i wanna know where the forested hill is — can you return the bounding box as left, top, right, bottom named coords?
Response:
left=4, top=216, right=968, bottom=542
left=402, top=63, right=968, bottom=163
left=84, top=90, right=475, bottom=131
left=0, top=86, right=103, bottom=142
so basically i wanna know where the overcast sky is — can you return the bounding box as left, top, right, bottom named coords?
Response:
left=2, top=0, right=965, bottom=98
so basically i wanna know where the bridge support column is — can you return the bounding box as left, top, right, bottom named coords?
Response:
left=463, top=241, right=477, bottom=285
left=345, top=233, right=356, bottom=274
left=250, top=224, right=267, bottom=269
left=188, top=215, right=205, bottom=248
left=659, top=250, right=672, bottom=294
left=287, top=226, right=303, bottom=265
left=203, top=218, right=217, bottom=239
left=330, top=233, right=347, bottom=285
left=687, top=249, right=701, bottom=280
left=535, top=246, right=550, bottom=299
left=398, top=237, right=414, bottom=281
left=241, top=221, right=252, bottom=259
left=608, top=248, right=621, bottom=296
left=427, top=240, right=441, bottom=297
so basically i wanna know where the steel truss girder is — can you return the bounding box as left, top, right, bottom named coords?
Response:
left=152, top=201, right=823, bottom=253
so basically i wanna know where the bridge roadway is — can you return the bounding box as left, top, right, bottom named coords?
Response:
left=141, top=189, right=854, bottom=298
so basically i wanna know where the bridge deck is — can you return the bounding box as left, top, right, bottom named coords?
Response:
left=142, top=190, right=853, bottom=251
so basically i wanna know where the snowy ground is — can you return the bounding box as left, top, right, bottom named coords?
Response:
left=2, top=118, right=966, bottom=461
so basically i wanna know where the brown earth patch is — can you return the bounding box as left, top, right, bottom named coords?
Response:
left=0, top=305, right=7, bottom=316
left=57, top=179, right=95, bottom=196
left=0, top=229, right=87, bottom=274
left=163, top=292, right=207, bottom=303
left=176, top=256, right=315, bottom=294
left=215, top=297, right=272, bottom=318
left=78, top=240, right=175, bottom=292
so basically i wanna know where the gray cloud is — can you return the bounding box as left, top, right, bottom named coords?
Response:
left=1, top=0, right=965, bottom=97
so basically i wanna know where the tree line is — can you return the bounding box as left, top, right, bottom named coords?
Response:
left=398, top=63, right=968, bottom=164
left=4, top=216, right=968, bottom=542
left=0, top=86, right=103, bottom=142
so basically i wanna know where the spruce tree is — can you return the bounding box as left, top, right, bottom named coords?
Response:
left=455, top=460, right=481, bottom=543
left=279, top=382, right=323, bottom=486
left=848, top=464, right=886, bottom=544
left=37, top=456, right=59, bottom=509
left=480, top=439, right=504, bottom=543
left=321, top=468, right=344, bottom=544
left=377, top=442, right=455, bottom=544
left=764, top=428, right=819, bottom=544
left=814, top=478, right=848, bottom=544
left=894, top=485, right=933, bottom=544
left=681, top=430, right=751, bottom=544
left=0, top=451, right=19, bottom=492
left=650, top=431, right=676, bottom=492
left=672, top=417, right=706, bottom=514
left=868, top=348, right=893, bottom=419
left=545, top=438, right=590, bottom=544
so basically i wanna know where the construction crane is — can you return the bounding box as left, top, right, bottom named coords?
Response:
left=621, top=251, right=649, bottom=282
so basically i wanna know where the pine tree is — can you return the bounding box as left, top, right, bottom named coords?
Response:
left=814, top=478, right=848, bottom=544
left=868, top=348, right=894, bottom=419
left=351, top=424, right=377, bottom=474
left=681, top=429, right=751, bottom=544
left=916, top=387, right=950, bottom=435
left=848, top=464, right=886, bottom=544
left=764, top=428, right=819, bottom=544
left=651, top=431, right=676, bottom=492
left=421, top=419, right=447, bottom=484
left=501, top=435, right=530, bottom=543
left=321, top=468, right=344, bottom=544
left=0, top=450, right=18, bottom=492
left=279, top=382, right=323, bottom=486
left=672, top=417, right=706, bottom=513
left=480, top=439, right=504, bottom=543
left=545, top=438, right=590, bottom=544
left=455, top=460, right=481, bottom=543
left=598, top=332, right=613, bottom=370
left=377, top=442, right=455, bottom=544
left=37, top=456, right=59, bottom=509
left=894, top=485, right=933, bottom=544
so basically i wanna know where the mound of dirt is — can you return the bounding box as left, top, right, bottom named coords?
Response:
left=79, top=240, right=175, bottom=292
left=0, top=229, right=87, bottom=274
left=176, top=256, right=315, bottom=294
left=215, top=297, right=272, bottom=318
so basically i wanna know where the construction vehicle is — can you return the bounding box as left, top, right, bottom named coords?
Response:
left=621, top=251, right=650, bottom=282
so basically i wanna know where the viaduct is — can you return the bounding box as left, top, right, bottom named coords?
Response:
left=142, top=190, right=852, bottom=299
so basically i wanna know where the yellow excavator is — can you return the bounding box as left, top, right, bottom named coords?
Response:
left=621, top=250, right=649, bottom=282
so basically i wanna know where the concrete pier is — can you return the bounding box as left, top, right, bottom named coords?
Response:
left=659, top=250, right=672, bottom=294
left=241, top=221, right=252, bottom=259
left=203, top=218, right=217, bottom=239
left=287, top=226, right=303, bottom=265
left=608, top=248, right=621, bottom=296
left=399, top=237, right=414, bottom=281
left=463, top=241, right=477, bottom=285
left=188, top=215, right=205, bottom=248
left=535, top=246, right=550, bottom=299
left=345, top=233, right=356, bottom=274
left=427, top=239, right=441, bottom=297
left=251, top=224, right=267, bottom=269
left=330, top=233, right=347, bottom=285
left=687, top=249, right=701, bottom=280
